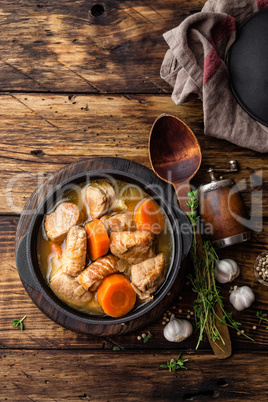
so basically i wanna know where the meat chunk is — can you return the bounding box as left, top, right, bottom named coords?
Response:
left=44, top=202, right=81, bottom=242
left=50, top=272, right=92, bottom=308
left=110, top=230, right=155, bottom=264
left=100, top=214, right=109, bottom=230
left=105, top=212, right=135, bottom=232
left=78, top=254, right=118, bottom=291
left=131, top=253, right=165, bottom=297
left=61, top=226, right=87, bottom=276
left=100, top=182, right=116, bottom=204
left=84, top=182, right=115, bottom=219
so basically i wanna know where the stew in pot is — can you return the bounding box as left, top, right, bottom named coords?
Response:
left=37, top=179, right=172, bottom=317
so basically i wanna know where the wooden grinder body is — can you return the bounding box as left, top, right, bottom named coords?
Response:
left=199, top=178, right=250, bottom=248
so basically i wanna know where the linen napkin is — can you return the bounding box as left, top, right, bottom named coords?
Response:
left=160, top=0, right=268, bottom=153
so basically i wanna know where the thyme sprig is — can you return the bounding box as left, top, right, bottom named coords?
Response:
left=106, top=336, right=124, bottom=351
left=256, top=311, right=268, bottom=329
left=187, top=191, right=253, bottom=349
left=160, top=354, right=188, bottom=371
left=12, top=315, right=27, bottom=331
left=143, top=331, right=153, bottom=343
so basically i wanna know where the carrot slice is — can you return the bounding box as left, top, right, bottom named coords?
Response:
left=85, top=219, right=110, bottom=261
left=51, top=242, right=62, bottom=257
left=134, top=199, right=165, bottom=234
left=97, top=274, right=136, bottom=317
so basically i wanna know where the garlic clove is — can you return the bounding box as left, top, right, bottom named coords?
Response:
left=215, top=259, right=240, bottom=284
left=163, top=314, right=193, bottom=343
left=229, top=285, right=255, bottom=311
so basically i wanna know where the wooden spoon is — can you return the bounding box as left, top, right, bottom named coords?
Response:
left=148, top=113, right=201, bottom=214
left=149, top=114, right=232, bottom=359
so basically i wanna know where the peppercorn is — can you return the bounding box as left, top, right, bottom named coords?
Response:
left=255, top=253, right=268, bottom=283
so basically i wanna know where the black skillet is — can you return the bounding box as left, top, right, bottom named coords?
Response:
left=226, top=8, right=268, bottom=127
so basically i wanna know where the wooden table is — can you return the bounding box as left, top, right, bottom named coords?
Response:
left=1, top=1, right=267, bottom=400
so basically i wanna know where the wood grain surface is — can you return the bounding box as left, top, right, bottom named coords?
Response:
left=1, top=350, right=268, bottom=400
left=0, top=94, right=266, bottom=215
left=0, top=0, right=268, bottom=400
left=0, top=0, right=205, bottom=93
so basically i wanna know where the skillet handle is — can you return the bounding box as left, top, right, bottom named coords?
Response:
left=177, top=210, right=192, bottom=260
left=16, top=233, right=41, bottom=291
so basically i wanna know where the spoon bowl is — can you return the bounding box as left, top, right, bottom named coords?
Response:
left=149, top=114, right=202, bottom=212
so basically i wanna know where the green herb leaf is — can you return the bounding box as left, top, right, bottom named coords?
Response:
left=143, top=331, right=152, bottom=343
left=256, top=311, right=268, bottom=327
left=160, top=355, right=188, bottom=371
left=12, top=315, right=27, bottom=331
left=113, top=346, right=121, bottom=351
left=160, top=364, right=168, bottom=369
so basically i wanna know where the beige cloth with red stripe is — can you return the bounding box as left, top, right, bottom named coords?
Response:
left=160, top=0, right=268, bottom=153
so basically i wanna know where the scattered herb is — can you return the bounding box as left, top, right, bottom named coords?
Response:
left=106, top=336, right=124, bottom=351
left=187, top=191, right=253, bottom=350
left=12, top=315, right=27, bottom=331
left=160, top=354, right=188, bottom=372
left=113, top=346, right=122, bottom=351
left=143, top=331, right=153, bottom=343
left=256, top=311, right=268, bottom=329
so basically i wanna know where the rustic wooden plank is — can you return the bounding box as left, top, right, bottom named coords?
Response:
left=0, top=0, right=205, bottom=93
left=1, top=350, right=268, bottom=401
left=1, top=216, right=267, bottom=350
left=0, top=0, right=266, bottom=396
left=0, top=93, right=201, bottom=214
left=0, top=93, right=267, bottom=216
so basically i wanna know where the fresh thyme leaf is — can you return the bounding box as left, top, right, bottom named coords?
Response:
left=256, top=311, right=268, bottom=328
left=143, top=331, right=153, bottom=343
left=160, top=354, right=188, bottom=372
left=12, top=315, right=27, bottom=331
left=113, top=346, right=121, bottom=351
left=105, top=336, right=124, bottom=350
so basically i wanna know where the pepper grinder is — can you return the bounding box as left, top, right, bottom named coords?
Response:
left=199, top=167, right=250, bottom=248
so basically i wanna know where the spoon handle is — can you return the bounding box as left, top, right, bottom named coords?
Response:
left=173, top=181, right=192, bottom=214
left=208, top=305, right=232, bottom=359
left=173, top=181, right=232, bottom=359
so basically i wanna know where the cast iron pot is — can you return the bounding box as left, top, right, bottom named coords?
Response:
left=15, top=157, right=192, bottom=335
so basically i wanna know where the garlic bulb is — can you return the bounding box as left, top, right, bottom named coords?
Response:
left=229, top=285, right=255, bottom=311
left=215, top=259, right=240, bottom=283
left=163, top=314, right=193, bottom=343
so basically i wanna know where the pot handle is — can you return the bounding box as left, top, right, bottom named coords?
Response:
left=16, top=233, right=41, bottom=291
left=177, top=210, right=193, bottom=260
